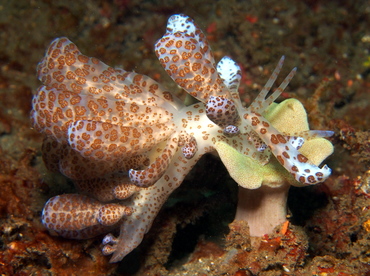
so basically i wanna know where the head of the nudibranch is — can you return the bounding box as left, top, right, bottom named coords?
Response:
left=215, top=98, right=334, bottom=190
left=154, top=14, right=334, bottom=187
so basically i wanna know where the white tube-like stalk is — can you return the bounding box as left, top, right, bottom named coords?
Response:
left=234, top=184, right=290, bottom=237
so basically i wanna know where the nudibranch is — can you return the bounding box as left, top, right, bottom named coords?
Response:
left=31, top=14, right=333, bottom=262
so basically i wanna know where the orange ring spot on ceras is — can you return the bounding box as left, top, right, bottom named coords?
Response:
left=175, top=40, right=182, bottom=48
left=297, top=154, right=308, bottom=163
left=251, top=116, right=260, bottom=126
left=192, top=62, right=201, bottom=71
left=270, top=134, right=279, bottom=144
left=262, top=121, right=270, bottom=127
left=307, top=175, right=316, bottom=183
left=51, top=48, right=61, bottom=59
left=130, top=103, right=139, bottom=113
left=78, top=55, right=89, bottom=63
left=315, top=171, right=324, bottom=180
left=194, top=52, right=202, bottom=59
left=165, top=40, right=174, bottom=48
left=277, top=134, right=287, bottom=143
left=291, top=165, right=299, bottom=172
left=276, top=155, right=284, bottom=165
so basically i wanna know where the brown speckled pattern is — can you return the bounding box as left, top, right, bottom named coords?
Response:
left=31, top=14, right=333, bottom=263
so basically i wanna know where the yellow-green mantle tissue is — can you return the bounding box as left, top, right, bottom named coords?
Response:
left=215, top=98, right=333, bottom=190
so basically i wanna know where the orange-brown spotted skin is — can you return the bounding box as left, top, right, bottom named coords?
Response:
left=32, top=14, right=333, bottom=263
left=42, top=194, right=131, bottom=239
left=206, top=96, right=241, bottom=128
left=154, top=15, right=232, bottom=102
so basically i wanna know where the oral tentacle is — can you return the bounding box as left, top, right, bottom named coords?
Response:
left=259, top=67, right=297, bottom=113
left=249, top=56, right=284, bottom=110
